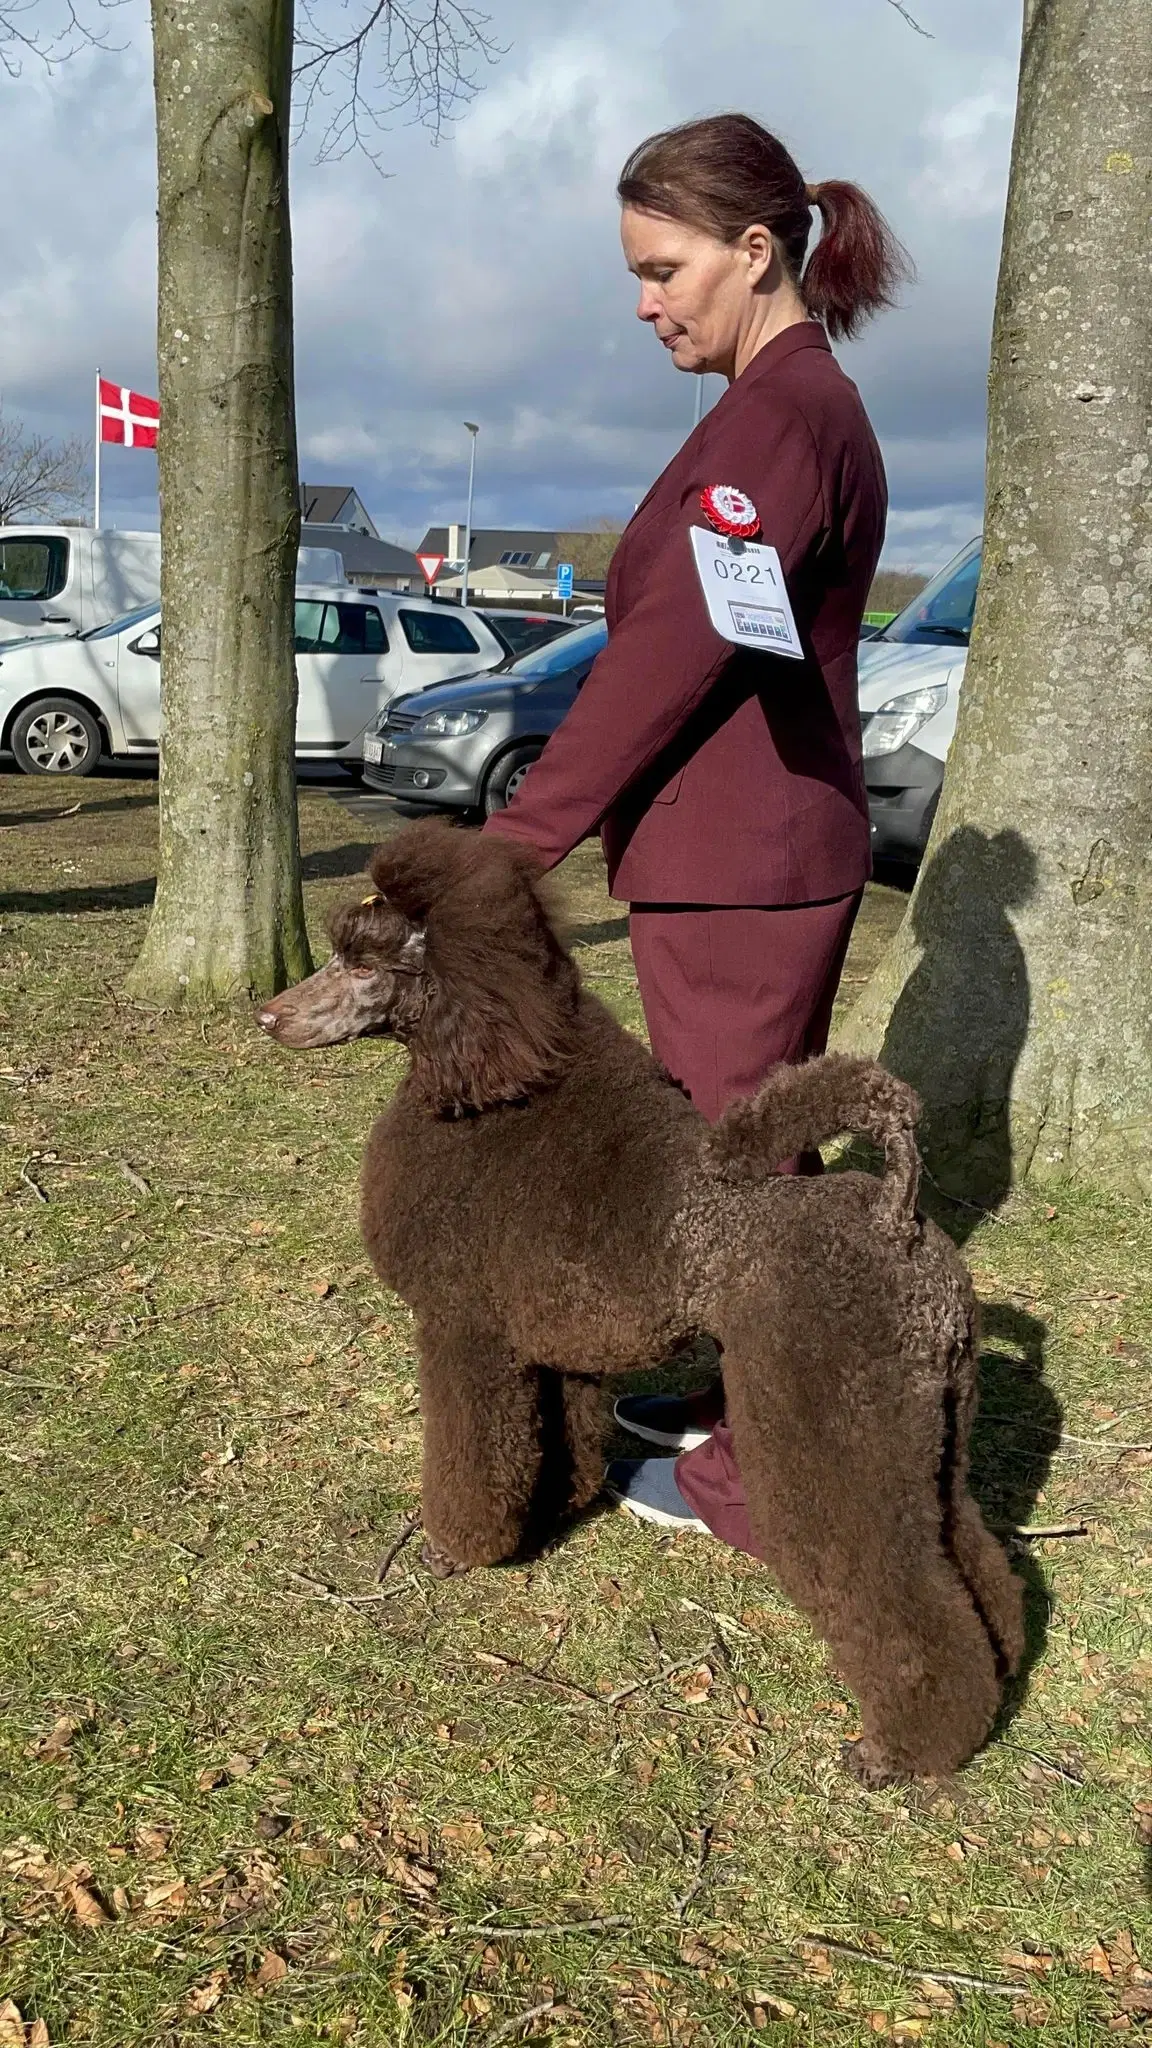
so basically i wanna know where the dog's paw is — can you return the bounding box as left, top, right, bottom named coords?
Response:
left=840, top=1737, right=907, bottom=1790
left=420, top=1537, right=471, bottom=1579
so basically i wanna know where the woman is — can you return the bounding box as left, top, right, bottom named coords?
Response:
left=483, top=112, right=908, bottom=1552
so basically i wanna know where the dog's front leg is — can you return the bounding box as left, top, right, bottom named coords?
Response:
left=416, top=1322, right=545, bottom=1572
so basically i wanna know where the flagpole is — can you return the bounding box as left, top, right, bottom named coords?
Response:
left=93, top=368, right=102, bottom=530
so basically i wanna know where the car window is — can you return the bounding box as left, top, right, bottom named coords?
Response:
left=882, top=541, right=982, bottom=646
left=297, top=600, right=389, bottom=655
left=83, top=602, right=161, bottom=641
left=504, top=618, right=608, bottom=680
left=0, top=536, right=69, bottom=602
left=399, top=609, right=480, bottom=655
left=486, top=615, right=571, bottom=658
left=294, top=599, right=325, bottom=653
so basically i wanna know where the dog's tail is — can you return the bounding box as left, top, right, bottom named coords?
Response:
left=701, top=1054, right=922, bottom=1241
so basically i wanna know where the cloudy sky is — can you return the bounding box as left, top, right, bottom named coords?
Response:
left=0, top=0, right=1021, bottom=568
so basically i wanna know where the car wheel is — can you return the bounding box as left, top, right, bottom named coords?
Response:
left=483, top=744, right=542, bottom=817
left=10, top=697, right=104, bottom=777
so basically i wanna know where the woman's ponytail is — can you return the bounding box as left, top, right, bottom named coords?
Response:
left=618, top=117, right=912, bottom=344
left=802, top=179, right=912, bottom=341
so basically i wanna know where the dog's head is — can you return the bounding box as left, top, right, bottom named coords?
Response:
left=257, top=820, right=580, bottom=1113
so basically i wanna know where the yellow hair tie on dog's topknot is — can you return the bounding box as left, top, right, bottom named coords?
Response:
left=361, top=891, right=383, bottom=906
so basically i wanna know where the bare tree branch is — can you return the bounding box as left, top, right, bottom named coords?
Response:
left=0, top=0, right=127, bottom=78
left=0, top=405, right=90, bottom=524
left=886, top=0, right=933, bottom=33
left=292, top=0, right=503, bottom=166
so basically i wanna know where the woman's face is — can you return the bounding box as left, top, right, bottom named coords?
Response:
left=620, top=206, right=776, bottom=377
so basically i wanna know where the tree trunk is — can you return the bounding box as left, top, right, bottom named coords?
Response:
left=837, top=0, right=1152, bottom=1202
left=126, top=0, right=312, bottom=1005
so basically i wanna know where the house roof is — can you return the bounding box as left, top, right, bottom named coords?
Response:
left=300, top=485, right=359, bottom=525
left=301, top=522, right=422, bottom=578
left=418, top=527, right=563, bottom=573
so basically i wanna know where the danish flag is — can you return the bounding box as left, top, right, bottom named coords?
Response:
left=98, top=377, right=160, bottom=448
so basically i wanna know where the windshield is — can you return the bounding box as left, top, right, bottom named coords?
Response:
left=82, top=603, right=161, bottom=642
left=881, top=539, right=982, bottom=647
left=504, top=617, right=607, bottom=680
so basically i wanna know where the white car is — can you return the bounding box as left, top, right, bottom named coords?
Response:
left=0, top=587, right=506, bottom=776
left=858, top=537, right=980, bottom=862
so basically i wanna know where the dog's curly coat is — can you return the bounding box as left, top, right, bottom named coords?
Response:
left=259, top=820, right=1024, bottom=1785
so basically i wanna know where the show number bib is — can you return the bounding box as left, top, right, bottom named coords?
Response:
left=689, top=525, right=804, bottom=660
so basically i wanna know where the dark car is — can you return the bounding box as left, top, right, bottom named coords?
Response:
left=361, top=617, right=607, bottom=815
left=477, top=609, right=578, bottom=659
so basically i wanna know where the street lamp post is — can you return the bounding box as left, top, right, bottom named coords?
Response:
left=693, top=376, right=707, bottom=429
left=460, top=421, right=479, bottom=607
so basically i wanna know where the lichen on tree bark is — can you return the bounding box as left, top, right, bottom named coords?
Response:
left=126, top=0, right=312, bottom=1006
left=837, top=0, right=1152, bottom=1200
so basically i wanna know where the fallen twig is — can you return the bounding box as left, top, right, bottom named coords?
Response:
left=375, top=1510, right=421, bottom=1583
left=454, top=1917, right=632, bottom=1939
left=672, top=1822, right=713, bottom=1920
left=119, top=1160, right=151, bottom=1197
left=278, top=1567, right=405, bottom=1611
left=1012, top=1521, right=1089, bottom=1541
left=486, top=2002, right=555, bottom=2044
left=1002, top=1741, right=1085, bottom=1786
left=800, top=1935, right=1023, bottom=1998
left=604, top=1653, right=716, bottom=1709
left=18, top=1159, right=48, bottom=1203
left=472, top=1650, right=603, bottom=1706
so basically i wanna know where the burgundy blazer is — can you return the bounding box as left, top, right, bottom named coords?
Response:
left=484, top=322, right=886, bottom=905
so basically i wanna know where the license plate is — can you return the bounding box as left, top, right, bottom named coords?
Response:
left=362, top=736, right=384, bottom=764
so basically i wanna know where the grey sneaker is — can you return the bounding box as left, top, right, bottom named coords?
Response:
left=603, top=1457, right=711, bottom=1532
left=612, top=1389, right=722, bottom=1452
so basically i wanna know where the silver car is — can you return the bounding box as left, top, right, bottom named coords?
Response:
left=360, top=617, right=607, bottom=816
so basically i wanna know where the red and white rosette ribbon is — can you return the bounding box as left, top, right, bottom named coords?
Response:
left=699, top=483, right=761, bottom=539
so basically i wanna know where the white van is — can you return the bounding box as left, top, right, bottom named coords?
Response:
left=0, top=525, right=347, bottom=645
left=858, top=536, right=980, bottom=862
left=0, top=585, right=506, bottom=776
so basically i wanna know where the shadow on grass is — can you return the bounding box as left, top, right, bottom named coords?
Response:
left=968, top=1301, right=1062, bottom=1735
left=0, top=790, right=158, bottom=828
left=0, top=878, right=156, bottom=914
left=0, top=841, right=380, bottom=915
left=569, top=915, right=630, bottom=949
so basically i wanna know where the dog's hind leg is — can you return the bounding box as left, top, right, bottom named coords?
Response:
left=559, top=1373, right=606, bottom=1514
left=722, top=1350, right=1007, bottom=1783
left=417, top=1322, right=545, bottom=1574
left=947, top=1493, right=1026, bottom=1680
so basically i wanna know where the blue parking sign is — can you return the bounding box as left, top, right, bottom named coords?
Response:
left=556, top=561, right=574, bottom=600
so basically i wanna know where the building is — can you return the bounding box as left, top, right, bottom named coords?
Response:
left=417, top=525, right=563, bottom=579
left=299, top=483, right=377, bottom=532
left=417, top=525, right=604, bottom=609
left=299, top=482, right=425, bottom=591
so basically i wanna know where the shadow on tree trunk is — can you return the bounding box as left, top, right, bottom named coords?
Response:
left=879, top=824, right=1038, bottom=1220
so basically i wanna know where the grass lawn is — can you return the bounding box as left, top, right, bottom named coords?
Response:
left=1, top=771, right=1150, bottom=2048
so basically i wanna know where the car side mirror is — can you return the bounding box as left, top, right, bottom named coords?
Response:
left=132, top=628, right=161, bottom=658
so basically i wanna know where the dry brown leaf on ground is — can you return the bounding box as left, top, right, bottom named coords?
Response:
left=141, top=1877, right=187, bottom=1913
left=252, top=1950, right=289, bottom=1989
left=196, top=1764, right=228, bottom=1791
left=135, top=1824, right=171, bottom=1860
left=186, top=1970, right=229, bottom=2014
left=69, top=1880, right=112, bottom=1928
left=26, top=1715, right=78, bottom=1762
left=674, top=1665, right=714, bottom=1705
left=0, top=2003, right=28, bottom=2048
left=1084, top=1941, right=1116, bottom=1978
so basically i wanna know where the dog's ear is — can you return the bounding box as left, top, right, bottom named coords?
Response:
left=368, top=819, right=465, bottom=925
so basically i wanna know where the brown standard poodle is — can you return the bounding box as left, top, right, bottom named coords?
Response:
left=259, top=820, right=1024, bottom=1786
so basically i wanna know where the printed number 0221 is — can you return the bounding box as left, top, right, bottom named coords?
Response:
left=712, top=558, right=761, bottom=583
